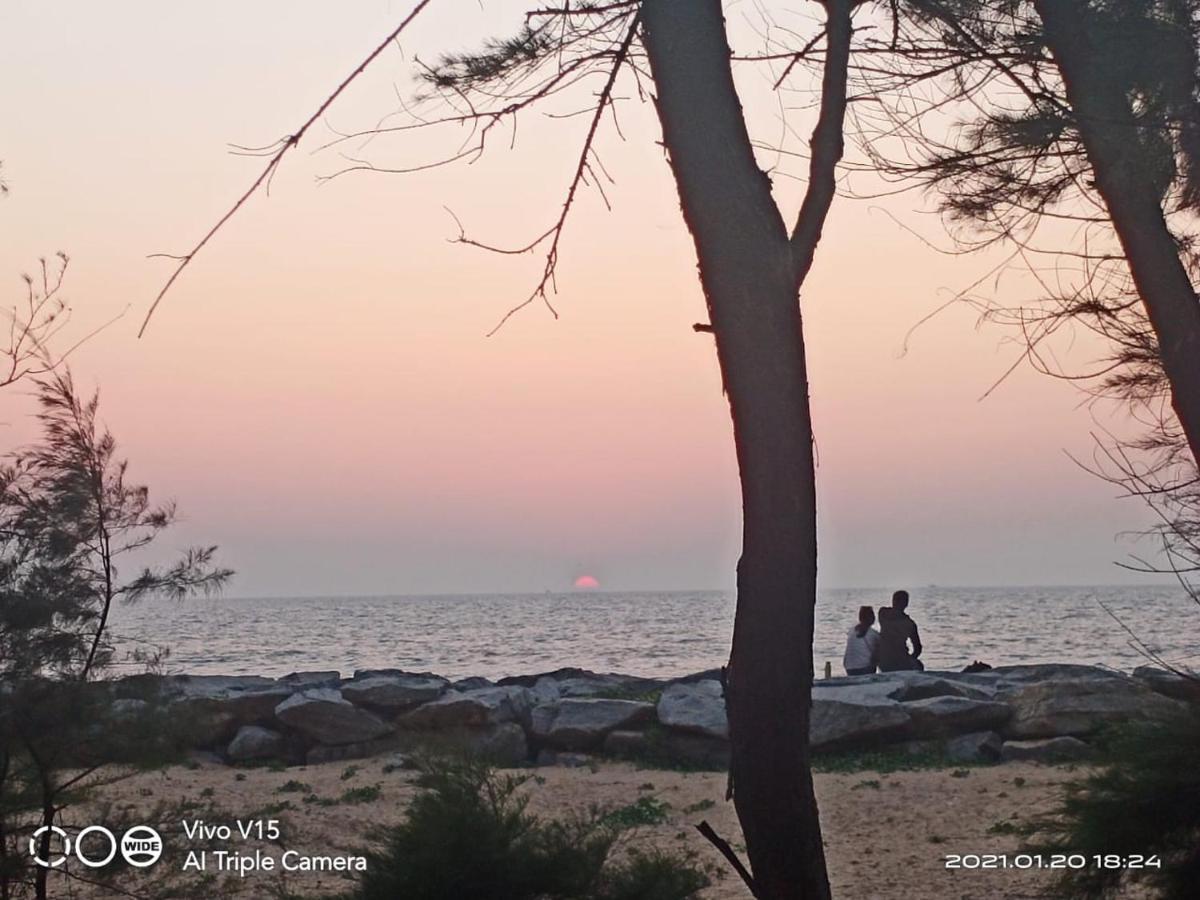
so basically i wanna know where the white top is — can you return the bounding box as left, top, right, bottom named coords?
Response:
left=843, top=626, right=880, bottom=672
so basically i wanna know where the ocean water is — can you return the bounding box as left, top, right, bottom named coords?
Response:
left=105, top=585, right=1198, bottom=681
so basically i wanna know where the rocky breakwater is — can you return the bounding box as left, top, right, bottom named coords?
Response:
left=119, top=663, right=1196, bottom=769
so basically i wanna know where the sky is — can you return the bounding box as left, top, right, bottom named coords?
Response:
left=0, top=0, right=1173, bottom=595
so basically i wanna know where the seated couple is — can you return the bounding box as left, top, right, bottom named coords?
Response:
left=842, top=589, right=924, bottom=675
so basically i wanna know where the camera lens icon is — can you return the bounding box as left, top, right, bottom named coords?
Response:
left=120, top=826, right=163, bottom=867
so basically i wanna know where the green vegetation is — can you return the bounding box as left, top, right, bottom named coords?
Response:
left=1024, top=709, right=1200, bottom=899
left=352, top=757, right=707, bottom=900
left=275, top=779, right=312, bottom=794
left=340, top=784, right=383, bottom=804
left=599, top=796, right=670, bottom=829
left=341, top=764, right=362, bottom=781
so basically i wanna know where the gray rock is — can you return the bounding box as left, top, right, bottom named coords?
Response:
left=530, top=677, right=562, bottom=705
left=166, top=675, right=294, bottom=745
left=905, top=696, right=1013, bottom=736
left=275, top=688, right=393, bottom=745
left=279, top=671, right=341, bottom=689
left=400, top=686, right=533, bottom=730
left=811, top=698, right=911, bottom=749
left=305, top=734, right=403, bottom=765
left=603, top=730, right=649, bottom=758
left=474, top=722, right=529, bottom=767
left=342, top=674, right=450, bottom=711
left=657, top=680, right=727, bottom=739
left=554, top=752, right=594, bottom=768
left=1000, top=736, right=1093, bottom=763
left=945, top=731, right=1004, bottom=763
left=452, top=676, right=494, bottom=692
left=1004, top=678, right=1183, bottom=738
left=532, top=698, right=655, bottom=750
left=227, top=725, right=284, bottom=762
left=1132, top=666, right=1200, bottom=703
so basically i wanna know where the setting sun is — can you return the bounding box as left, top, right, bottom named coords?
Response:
left=573, top=575, right=600, bottom=589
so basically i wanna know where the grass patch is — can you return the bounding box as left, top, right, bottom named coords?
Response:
left=851, top=779, right=882, bottom=791
left=275, top=779, right=312, bottom=794
left=600, top=796, right=670, bottom=829
left=340, top=784, right=383, bottom=804
left=682, top=798, right=716, bottom=814
left=341, top=764, right=361, bottom=781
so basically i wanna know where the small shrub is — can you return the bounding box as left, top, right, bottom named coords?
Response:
left=275, top=780, right=311, bottom=794
left=352, top=757, right=706, bottom=900
left=1024, top=709, right=1200, bottom=899
left=341, top=765, right=361, bottom=781
left=682, top=799, right=716, bottom=814
left=340, top=784, right=382, bottom=804
left=600, top=796, right=670, bottom=829
left=851, top=779, right=881, bottom=791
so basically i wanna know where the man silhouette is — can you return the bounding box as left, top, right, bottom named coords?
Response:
left=877, top=589, right=924, bottom=672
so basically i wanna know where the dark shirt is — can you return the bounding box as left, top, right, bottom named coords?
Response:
left=878, top=608, right=922, bottom=671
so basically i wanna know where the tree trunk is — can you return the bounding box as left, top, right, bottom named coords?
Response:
left=1036, top=0, right=1200, bottom=467
left=642, top=2, right=832, bottom=896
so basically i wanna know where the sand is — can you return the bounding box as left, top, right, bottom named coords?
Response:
left=65, top=757, right=1112, bottom=899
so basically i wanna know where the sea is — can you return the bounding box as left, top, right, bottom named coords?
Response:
left=105, top=585, right=1199, bottom=681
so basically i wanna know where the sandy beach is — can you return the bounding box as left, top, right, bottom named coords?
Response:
left=68, top=756, right=1117, bottom=900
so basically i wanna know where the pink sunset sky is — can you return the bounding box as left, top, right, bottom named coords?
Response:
left=0, top=0, right=1166, bottom=595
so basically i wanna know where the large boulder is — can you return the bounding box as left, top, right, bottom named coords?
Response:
left=278, top=671, right=341, bottom=690
left=944, top=730, right=1004, bottom=763
left=1003, top=678, right=1184, bottom=738
left=341, top=674, right=450, bottom=712
left=1132, top=666, right=1200, bottom=703
left=904, top=696, right=1013, bottom=737
left=165, top=675, right=294, bottom=745
left=400, top=686, right=533, bottom=730
left=531, top=699, right=655, bottom=750
left=227, top=725, right=284, bottom=762
left=275, top=689, right=392, bottom=745
left=657, top=681, right=727, bottom=739
left=810, top=697, right=911, bottom=750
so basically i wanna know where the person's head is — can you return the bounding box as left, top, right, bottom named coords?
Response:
left=855, top=605, right=875, bottom=637
left=891, top=589, right=909, bottom=611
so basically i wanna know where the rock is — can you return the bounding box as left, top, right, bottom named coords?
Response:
left=655, top=732, right=729, bottom=769
left=905, top=696, right=1013, bottom=736
left=305, top=734, right=403, bottom=765
left=945, top=731, right=1004, bottom=763
left=474, top=722, right=529, bottom=767
left=400, top=686, right=533, bottom=730
left=890, top=673, right=994, bottom=702
left=279, top=671, right=341, bottom=689
left=1132, top=666, right=1200, bottom=703
left=452, top=677, right=494, bottom=692
left=554, top=752, right=594, bottom=768
left=603, top=730, right=649, bottom=758
left=227, top=726, right=284, bottom=762
left=657, top=681, right=727, bottom=739
left=165, top=675, right=294, bottom=745
left=1000, top=736, right=1093, bottom=763
left=811, top=698, right=912, bottom=750
left=342, top=674, right=450, bottom=712
left=532, top=699, right=656, bottom=750
left=1004, top=678, right=1184, bottom=738
left=275, top=689, right=393, bottom=745
left=530, top=677, right=561, bottom=705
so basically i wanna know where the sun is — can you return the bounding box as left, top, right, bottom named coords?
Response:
left=573, top=575, right=600, bottom=589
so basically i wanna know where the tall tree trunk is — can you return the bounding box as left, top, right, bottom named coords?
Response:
left=1036, top=0, right=1200, bottom=467
left=642, top=1, right=846, bottom=896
